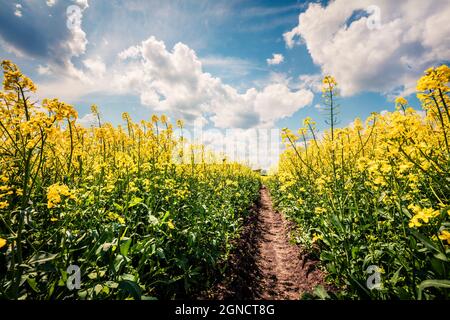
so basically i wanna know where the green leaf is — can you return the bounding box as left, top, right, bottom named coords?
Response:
left=118, top=280, right=142, bottom=300
left=114, top=255, right=125, bottom=272
left=102, top=286, right=110, bottom=295
left=331, top=214, right=344, bottom=233
left=320, top=251, right=334, bottom=262
left=104, top=281, right=119, bottom=289
left=313, top=285, right=330, bottom=300
left=433, top=252, right=449, bottom=262
left=402, top=207, right=412, bottom=218
left=410, top=230, right=439, bottom=253
left=28, top=252, right=58, bottom=265
left=430, top=258, right=445, bottom=277
left=26, top=277, right=40, bottom=293
left=77, top=290, right=88, bottom=299
left=120, top=237, right=132, bottom=257
left=88, top=270, right=106, bottom=280
left=351, top=246, right=359, bottom=259
left=120, top=273, right=136, bottom=282
left=94, top=284, right=103, bottom=295
left=161, top=211, right=170, bottom=222
left=418, top=279, right=450, bottom=300
left=47, top=279, right=57, bottom=299
left=156, top=247, right=165, bottom=259
left=390, top=266, right=403, bottom=285
left=349, top=274, right=371, bottom=297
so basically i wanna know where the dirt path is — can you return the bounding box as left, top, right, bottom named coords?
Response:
left=206, top=186, right=327, bottom=300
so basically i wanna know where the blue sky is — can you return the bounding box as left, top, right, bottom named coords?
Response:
left=1, top=0, right=448, bottom=167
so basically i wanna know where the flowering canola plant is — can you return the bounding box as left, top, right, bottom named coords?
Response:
left=0, top=60, right=260, bottom=299
left=269, top=66, right=450, bottom=299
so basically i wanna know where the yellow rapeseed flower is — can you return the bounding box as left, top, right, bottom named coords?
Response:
left=107, top=212, right=125, bottom=225
left=395, top=97, right=408, bottom=108
left=408, top=204, right=440, bottom=228
left=312, top=233, right=323, bottom=243
left=315, top=207, right=327, bottom=214
left=438, top=230, right=450, bottom=245
left=0, top=201, right=8, bottom=209
left=47, top=183, right=73, bottom=209
left=0, top=238, right=6, bottom=249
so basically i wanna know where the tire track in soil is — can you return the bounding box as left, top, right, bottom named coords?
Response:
left=205, top=186, right=328, bottom=300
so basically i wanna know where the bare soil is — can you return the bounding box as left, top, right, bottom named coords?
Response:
left=204, top=186, right=328, bottom=300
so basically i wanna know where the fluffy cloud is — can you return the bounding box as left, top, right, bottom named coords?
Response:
left=74, top=0, right=89, bottom=10
left=0, top=0, right=89, bottom=79
left=66, top=2, right=88, bottom=59
left=37, top=64, right=51, bottom=75
left=195, top=127, right=281, bottom=170
left=283, top=26, right=301, bottom=49
left=77, top=112, right=97, bottom=127
left=83, top=56, right=106, bottom=75
left=116, top=36, right=313, bottom=128
left=266, top=53, right=284, bottom=65
left=14, top=4, right=22, bottom=17
left=285, top=0, right=450, bottom=96
left=252, top=84, right=313, bottom=123
left=297, top=74, right=322, bottom=92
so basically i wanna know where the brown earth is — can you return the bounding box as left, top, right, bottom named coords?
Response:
left=204, top=186, right=328, bottom=300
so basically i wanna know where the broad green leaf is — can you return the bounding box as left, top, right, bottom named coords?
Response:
left=28, top=252, right=58, bottom=265
left=390, top=266, right=403, bottom=285
left=418, top=279, right=450, bottom=300
left=26, top=277, right=40, bottom=293
left=433, top=252, right=449, bottom=262
left=120, top=237, right=132, bottom=257
left=410, top=230, right=439, bottom=253
left=313, top=285, right=330, bottom=300
left=118, top=280, right=142, bottom=300
left=430, top=258, right=445, bottom=276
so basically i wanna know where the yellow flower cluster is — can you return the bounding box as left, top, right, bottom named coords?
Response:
left=0, top=237, right=6, bottom=249
left=107, top=212, right=126, bottom=225
left=407, top=204, right=440, bottom=228
left=269, top=64, right=450, bottom=299
left=314, top=207, right=327, bottom=214
left=438, top=230, right=450, bottom=245
left=47, top=183, right=75, bottom=209
left=312, top=233, right=323, bottom=243
left=0, top=59, right=261, bottom=299
left=322, top=75, right=337, bottom=88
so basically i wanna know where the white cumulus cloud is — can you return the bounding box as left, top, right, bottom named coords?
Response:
left=297, top=74, right=323, bottom=92
left=83, top=56, right=106, bottom=75
left=284, top=0, right=450, bottom=96
left=66, top=4, right=88, bottom=58
left=74, top=0, right=89, bottom=10
left=116, top=36, right=313, bottom=128
left=78, top=112, right=98, bottom=127
left=14, top=4, right=22, bottom=17
left=37, top=65, right=52, bottom=75
left=267, top=53, right=284, bottom=65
